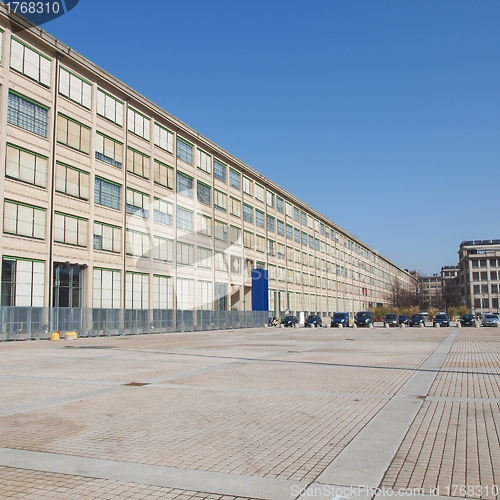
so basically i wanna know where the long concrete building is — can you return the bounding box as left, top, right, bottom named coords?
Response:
left=0, top=6, right=415, bottom=318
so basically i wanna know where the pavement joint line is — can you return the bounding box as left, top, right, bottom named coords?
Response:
left=0, top=448, right=308, bottom=500
left=0, top=385, right=127, bottom=418
left=314, top=328, right=460, bottom=490
left=148, top=383, right=393, bottom=399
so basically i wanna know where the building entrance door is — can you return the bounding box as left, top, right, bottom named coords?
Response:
left=53, top=263, right=82, bottom=307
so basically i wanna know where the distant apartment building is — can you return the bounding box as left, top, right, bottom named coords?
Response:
left=0, top=7, right=416, bottom=316
left=458, top=240, right=500, bottom=314
left=419, top=275, right=442, bottom=309
left=440, top=265, right=460, bottom=309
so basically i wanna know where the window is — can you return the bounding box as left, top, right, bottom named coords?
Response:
left=268, top=239, right=275, bottom=256
left=10, top=37, right=51, bottom=86
left=54, top=213, right=88, bottom=247
left=256, top=235, right=265, bottom=252
left=7, top=91, right=48, bottom=138
left=125, top=272, right=149, bottom=309
left=230, top=225, right=241, bottom=245
left=471, top=260, right=479, bottom=268
left=92, top=268, right=121, bottom=308
left=287, top=246, right=294, bottom=261
left=153, top=275, right=173, bottom=310
left=301, top=211, right=307, bottom=225
left=177, top=242, right=194, bottom=265
left=277, top=220, right=285, bottom=236
left=308, top=234, right=314, bottom=249
left=214, top=190, right=227, bottom=212
left=58, top=66, right=91, bottom=108
left=154, top=160, right=174, bottom=189
left=243, top=176, right=252, bottom=195
left=214, top=282, right=228, bottom=310
left=255, top=209, right=265, bottom=228
left=490, top=271, right=498, bottom=281
left=6, top=144, right=47, bottom=188
left=492, top=284, right=499, bottom=294
left=126, top=230, right=149, bottom=257
left=278, top=267, right=286, bottom=282
left=230, top=197, right=241, bottom=217
left=177, top=207, right=193, bottom=231
left=481, top=285, right=489, bottom=294
left=198, top=247, right=212, bottom=268
left=177, top=137, right=193, bottom=164
left=128, top=107, right=150, bottom=140
left=320, top=222, right=325, bottom=235
left=243, top=204, right=253, bottom=223
left=95, top=132, right=123, bottom=168
left=230, top=169, right=241, bottom=189
left=286, top=224, right=292, bottom=239
left=243, top=230, right=253, bottom=249
left=286, top=202, right=293, bottom=218
left=255, top=184, right=264, bottom=202
left=198, top=213, right=212, bottom=237
left=277, top=243, right=285, bottom=259
left=154, top=198, right=173, bottom=226
left=127, top=148, right=150, bottom=178
left=267, top=215, right=275, bottom=232
left=153, top=236, right=174, bottom=262
left=177, top=171, right=193, bottom=198
left=57, top=114, right=90, bottom=154
left=214, top=220, right=228, bottom=242
left=215, top=252, right=228, bottom=272
left=214, top=158, right=226, bottom=182
left=294, top=228, right=300, bottom=243
left=93, top=222, right=121, bottom=253
left=94, top=177, right=121, bottom=210
left=267, top=191, right=275, bottom=208
left=1, top=258, right=45, bottom=307
left=3, top=200, right=45, bottom=239
left=268, top=265, right=276, bottom=280
left=126, top=189, right=149, bottom=218
left=177, top=278, right=194, bottom=310
left=197, top=181, right=211, bottom=206
left=275, top=197, right=284, bottom=213
left=154, top=123, right=174, bottom=153
left=301, top=231, right=307, bottom=246
left=198, top=149, right=212, bottom=173
left=480, top=259, right=487, bottom=268
left=97, top=89, right=124, bottom=126
left=198, top=281, right=213, bottom=310
left=55, top=162, right=89, bottom=199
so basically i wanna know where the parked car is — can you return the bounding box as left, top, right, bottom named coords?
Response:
left=460, top=314, right=475, bottom=327
left=281, top=315, right=299, bottom=327
left=354, top=311, right=374, bottom=327
left=482, top=313, right=500, bottom=327
left=331, top=312, right=350, bottom=328
left=305, top=315, right=322, bottom=327
left=383, top=313, right=399, bottom=327
left=398, top=315, right=410, bottom=326
left=409, top=314, right=426, bottom=327
left=433, top=313, right=450, bottom=327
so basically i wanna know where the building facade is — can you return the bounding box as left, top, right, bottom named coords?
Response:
left=419, top=275, right=443, bottom=309
left=458, top=240, right=500, bottom=314
left=0, top=8, right=415, bottom=317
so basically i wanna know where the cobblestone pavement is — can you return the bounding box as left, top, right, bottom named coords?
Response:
left=0, top=325, right=498, bottom=499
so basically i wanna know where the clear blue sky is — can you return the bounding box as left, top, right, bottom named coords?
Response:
left=31, top=0, right=500, bottom=275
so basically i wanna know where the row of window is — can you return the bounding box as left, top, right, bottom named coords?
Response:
left=473, top=298, right=500, bottom=310
left=470, top=258, right=500, bottom=268
left=472, top=271, right=500, bottom=282
left=473, top=284, right=499, bottom=295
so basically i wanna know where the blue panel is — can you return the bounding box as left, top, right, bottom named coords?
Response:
left=251, top=269, right=269, bottom=311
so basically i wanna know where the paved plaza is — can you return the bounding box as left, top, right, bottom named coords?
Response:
left=0, top=324, right=498, bottom=499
